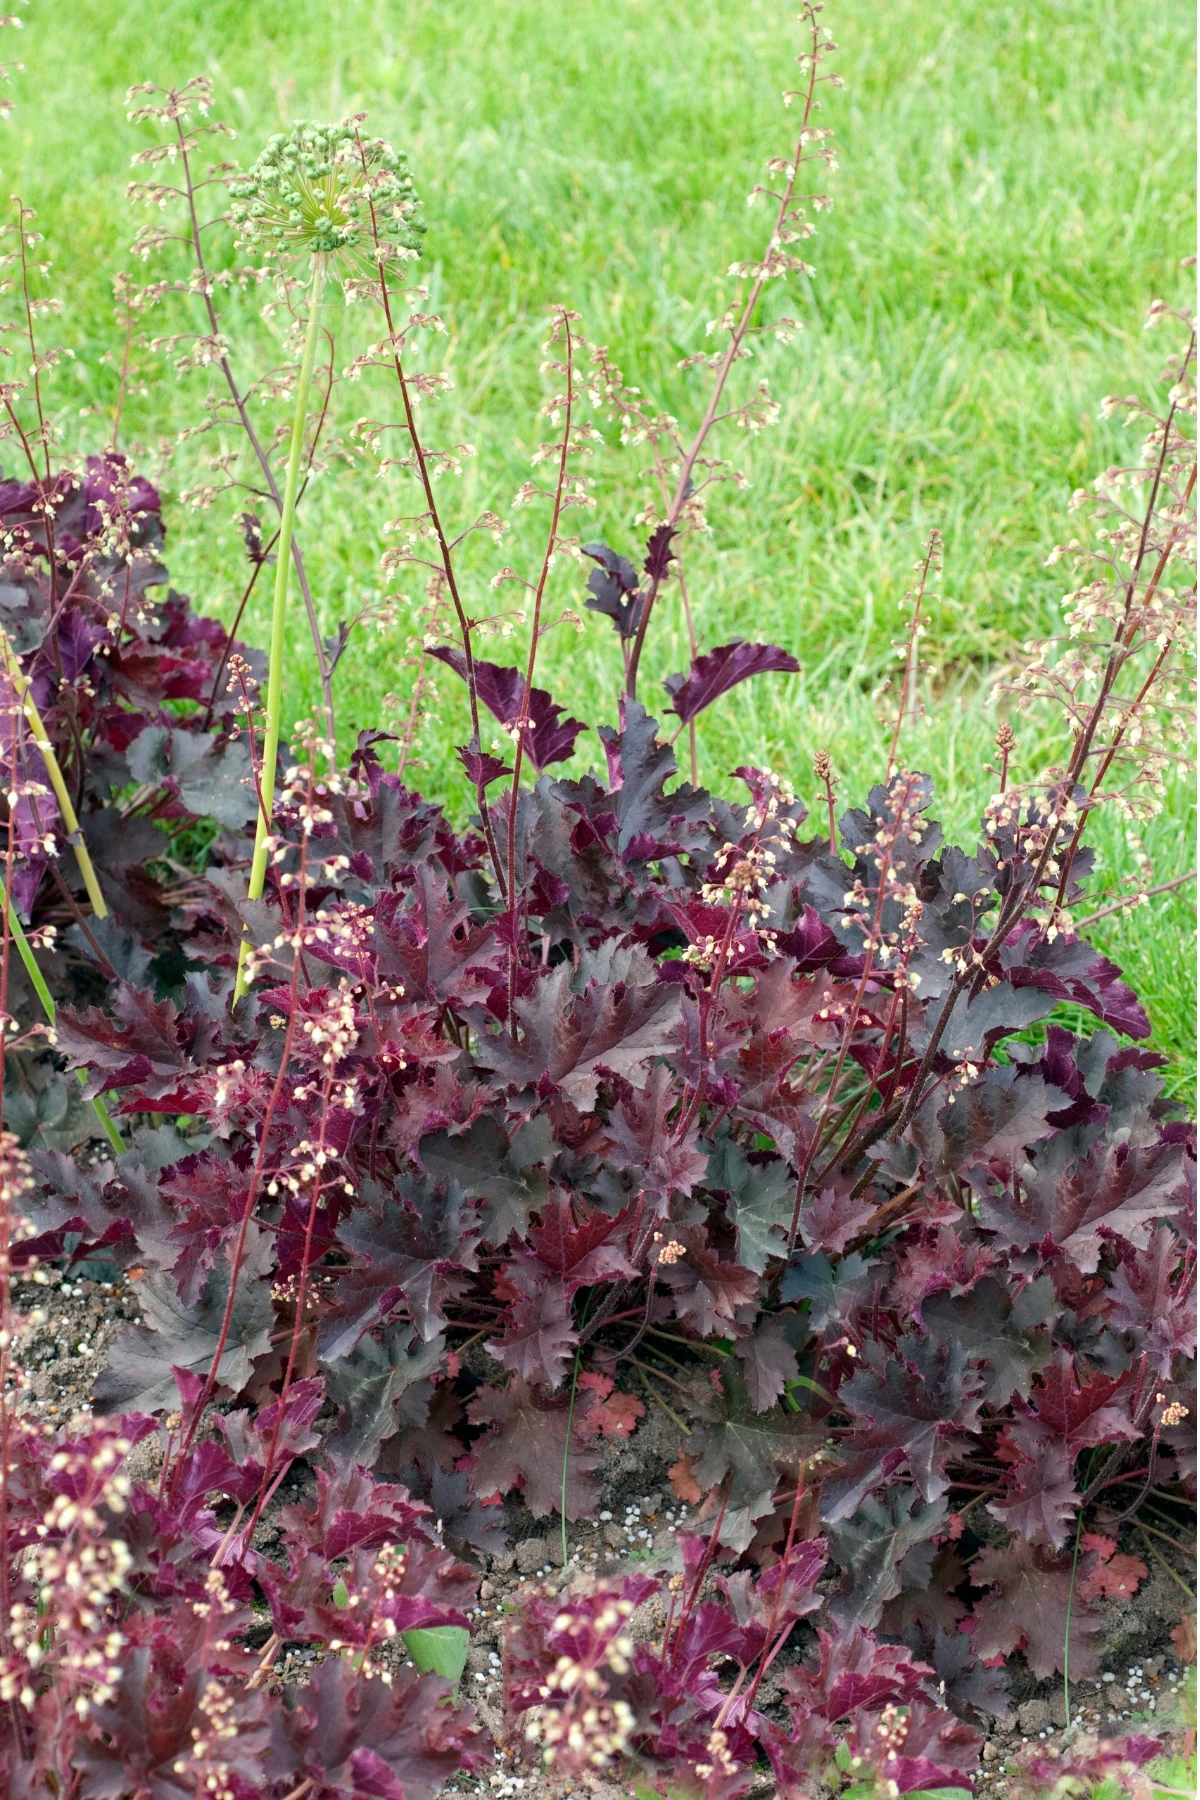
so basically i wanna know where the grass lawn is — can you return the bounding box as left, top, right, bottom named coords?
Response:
left=3, top=0, right=1195, bottom=1085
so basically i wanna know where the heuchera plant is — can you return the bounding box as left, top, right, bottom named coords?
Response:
left=0, top=454, right=260, bottom=1039
left=0, top=5, right=1192, bottom=1796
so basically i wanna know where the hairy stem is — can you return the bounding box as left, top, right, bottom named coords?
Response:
left=355, top=130, right=507, bottom=897
left=623, top=8, right=824, bottom=697
left=506, top=312, right=576, bottom=1025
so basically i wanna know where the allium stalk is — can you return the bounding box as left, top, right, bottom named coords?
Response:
left=228, top=122, right=423, bottom=1002
left=234, top=256, right=326, bottom=1000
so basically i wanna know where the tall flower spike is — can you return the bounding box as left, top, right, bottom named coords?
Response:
left=228, top=121, right=424, bottom=267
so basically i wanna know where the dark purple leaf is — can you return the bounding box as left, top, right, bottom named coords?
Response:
left=596, top=697, right=711, bottom=856
left=774, top=902, right=842, bottom=971
left=971, top=1537, right=1102, bottom=1678
left=93, top=1225, right=275, bottom=1414
left=582, top=541, right=643, bottom=639
left=323, top=1324, right=447, bottom=1467
left=466, top=1375, right=601, bottom=1518
left=350, top=728, right=399, bottom=795
left=663, top=638, right=800, bottom=724
left=797, top=1187, right=877, bottom=1254
left=826, top=1334, right=983, bottom=1518
left=523, top=683, right=588, bottom=770
left=685, top=1365, right=815, bottom=1529
left=980, top=1137, right=1189, bottom=1272
left=239, top=511, right=269, bottom=564
left=825, top=1488, right=947, bottom=1630
left=926, top=1626, right=1011, bottom=1721
left=706, top=1138, right=794, bottom=1273
left=472, top=955, right=681, bottom=1109
left=643, top=522, right=678, bottom=582
left=456, top=741, right=511, bottom=788
left=430, top=647, right=586, bottom=770
left=1000, top=922, right=1152, bottom=1039
left=735, top=1316, right=800, bottom=1412
left=922, top=1273, right=1056, bottom=1406
left=1107, top=1226, right=1197, bottom=1377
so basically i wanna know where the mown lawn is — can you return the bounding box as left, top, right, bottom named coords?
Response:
left=4, top=0, right=1196, bottom=1084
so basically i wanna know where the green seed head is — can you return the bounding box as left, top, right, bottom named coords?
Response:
left=228, top=121, right=424, bottom=263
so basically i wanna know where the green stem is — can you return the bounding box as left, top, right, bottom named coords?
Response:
left=629, top=1358, right=693, bottom=1437
left=561, top=1343, right=581, bottom=1570
left=233, top=258, right=327, bottom=1003
left=1063, top=1500, right=1085, bottom=1730
left=0, top=629, right=108, bottom=920
left=0, top=874, right=124, bottom=1155
left=1135, top=1523, right=1196, bottom=1596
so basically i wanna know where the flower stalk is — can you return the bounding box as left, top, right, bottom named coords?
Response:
left=226, top=119, right=424, bottom=1002
left=234, top=257, right=326, bottom=1001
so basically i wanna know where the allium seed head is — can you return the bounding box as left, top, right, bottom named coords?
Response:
left=229, top=121, right=424, bottom=266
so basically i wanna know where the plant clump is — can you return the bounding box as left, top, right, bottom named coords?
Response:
left=0, top=5, right=1189, bottom=1797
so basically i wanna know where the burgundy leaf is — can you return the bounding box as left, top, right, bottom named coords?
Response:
left=1000, top=921, right=1152, bottom=1039
left=485, top=1277, right=577, bottom=1388
left=970, top=1537, right=1102, bottom=1678
left=582, top=541, right=643, bottom=639
left=264, top=1658, right=488, bottom=1800
left=798, top=1187, right=877, bottom=1255
left=466, top=1376, right=601, bottom=1518
left=919, top=1067, right=1066, bottom=1176
left=320, top=1178, right=478, bottom=1358
left=430, top=647, right=585, bottom=770
left=56, top=985, right=189, bottom=1093
left=664, top=638, right=800, bottom=724
left=643, top=522, right=678, bottom=582
left=1107, top=1226, right=1197, bottom=1377
left=527, top=1197, right=636, bottom=1288
left=844, top=1695, right=981, bottom=1795
left=658, top=1233, right=761, bottom=1336
left=987, top=1437, right=1080, bottom=1548
left=782, top=1621, right=934, bottom=1720
left=1022, top=1352, right=1140, bottom=1451
left=456, top=741, right=512, bottom=787
left=774, top=903, right=842, bottom=971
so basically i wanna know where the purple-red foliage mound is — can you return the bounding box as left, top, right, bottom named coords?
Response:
left=0, top=464, right=1192, bottom=1797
